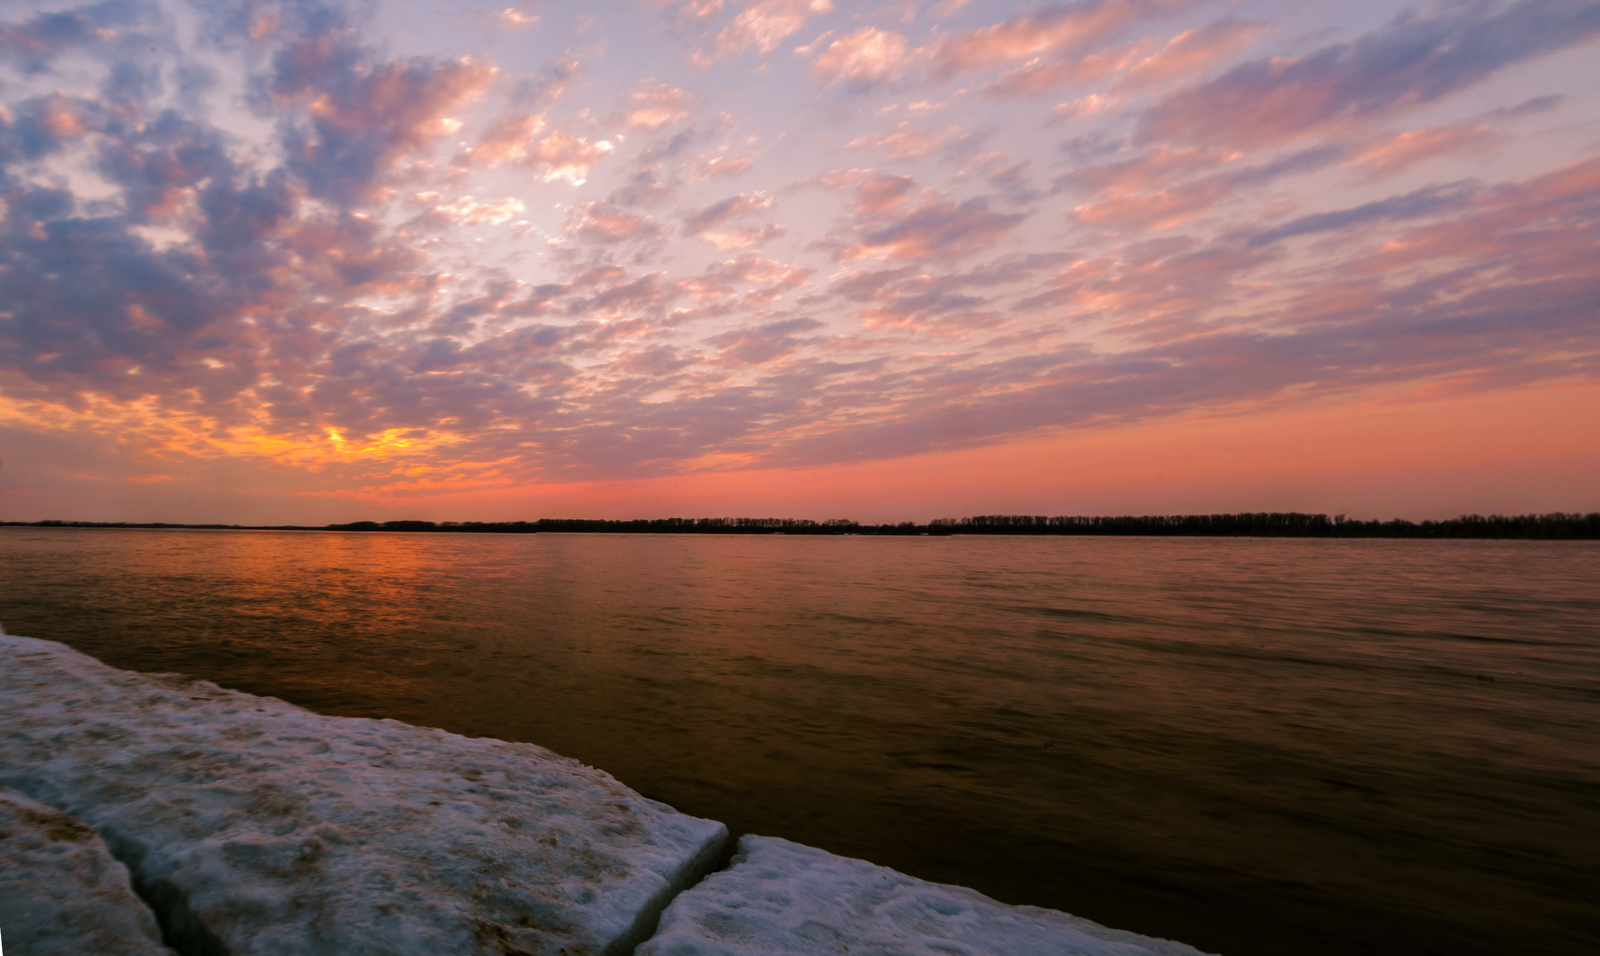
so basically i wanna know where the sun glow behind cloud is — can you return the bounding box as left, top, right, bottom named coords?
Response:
left=0, top=0, right=1597, bottom=523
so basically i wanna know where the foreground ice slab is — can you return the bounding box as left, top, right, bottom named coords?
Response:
left=0, top=786, right=175, bottom=956
left=641, top=835, right=1215, bottom=956
left=0, top=631, right=726, bottom=956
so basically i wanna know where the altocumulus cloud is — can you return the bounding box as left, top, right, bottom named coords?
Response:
left=0, top=0, right=1596, bottom=505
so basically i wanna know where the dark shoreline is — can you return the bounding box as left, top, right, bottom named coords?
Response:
left=3, top=511, right=1597, bottom=538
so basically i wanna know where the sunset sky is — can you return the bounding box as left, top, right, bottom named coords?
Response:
left=0, top=0, right=1596, bottom=524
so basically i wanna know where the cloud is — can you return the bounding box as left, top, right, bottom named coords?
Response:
left=458, top=114, right=546, bottom=167
left=1140, top=0, right=1600, bottom=148
left=267, top=31, right=495, bottom=202
left=0, top=1, right=154, bottom=70
left=1067, top=146, right=1340, bottom=231
left=810, top=27, right=908, bottom=90
left=1112, top=17, right=1264, bottom=93
left=682, top=191, right=778, bottom=247
left=827, top=267, right=998, bottom=332
left=495, top=7, right=539, bottom=27
left=1348, top=123, right=1496, bottom=178
left=716, top=0, right=833, bottom=56
left=923, top=0, right=1186, bottom=78
left=1, top=0, right=1596, bottom=502
left=1248, top=182, right=1478, bottom=246
left=707, top=316, right=821, bottom=365
left=95, top=111, right=233, bottom=223
left=0, top=93, right=103, bottom=162
left=417, top=193, right=528, bottom=226
left=980, top=38, right=1152, bottom=98
left=565, top=201, right=658, bottom=242
left=1016, top=240, right=1265, bottom=333
left=690, top=152, right=756, bottom=180
left=619, top=79, right=695, bottom=129
left=840, top=197, right=1026, bottom=262
left=526, top=130, right=615, bottom=184
left=846, top=121, right=963, bottom=161
left=853, top=172, right=915, bottom=214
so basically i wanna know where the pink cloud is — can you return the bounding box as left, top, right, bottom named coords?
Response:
left=1112, top=18, right=1264, bottom=94
left=681, top=191, right=774, bottom=236
left=707, top=317, right=821, bottom=365
left=458, top=114, right=546, bottom=167
left=494, top=7, right=539, bottom=27
left=416, top=193, right=528, bottom=225
left=1349, top=123, right=1496, bottom=178
left=810, top=27, right=909, bottom=89
left=1139, top=1, right=1600, bottom=149
left=924, top=0, right=1186, bottom=78
left=840, top=197, right=1026, bottom=262
left=455, top=116, right=613, bottom=184
left=690, top=152, right=757, bottom=180
left=1064, top=146, right=1336, bottom=231
left=1017, top=240, right=1264, bottom=334
left=566, top=201, right=659, bottom=242
left=716, top=0, right=834, bottom=56
left=827, top=267, right=1000, bottom=333
left=1072, top=180, right=1234, bottom=230
left=267, top=36, right=495, bottom=200
left=980, top=38, right=1153, bottom=98
left=854, top=172, right=915, bottom=215
left=619, top=79, right=696, bottom=130
left=847, top=121, right=962, bottom=161
left=1347, top=156, right=1600, bottom=276
left=526, top=130, right=615, bottom=184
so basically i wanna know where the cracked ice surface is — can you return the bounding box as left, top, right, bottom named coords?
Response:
left=0, top=630, right=726, bottom=956
left=640, top=836, right=1217, bottom=956
left=0, top=786, right=175, bottom=956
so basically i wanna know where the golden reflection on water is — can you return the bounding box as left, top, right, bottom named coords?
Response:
left=2, top=529, right=1597, bottom=956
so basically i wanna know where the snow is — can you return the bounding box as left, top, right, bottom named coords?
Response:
left=0, top=786, right=175, bottom=956
left=0, top=630, right=727, bottom=956
left=639, top=835, right=1218, bottom=956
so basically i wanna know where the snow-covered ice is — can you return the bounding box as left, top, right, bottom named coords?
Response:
left=0, top=630, right=727, bottom=956
left=639, top=835, right=1217, bottom=956
left=0, top=786, right=175, bottom=956
left=0, top=627, right=1216, bottom=956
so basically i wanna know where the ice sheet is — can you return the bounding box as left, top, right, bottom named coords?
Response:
left=640, top=835, right=1217, bottom=956
left=0, top=786, right=175, bottom=956
left=0, top=630, right=726, bottom=956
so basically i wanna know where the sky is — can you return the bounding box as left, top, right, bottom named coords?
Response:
left=0, top=0, right=1596, bottom=524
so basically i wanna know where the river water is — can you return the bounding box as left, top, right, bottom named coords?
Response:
left=1, top=528, right=1595, bottom=955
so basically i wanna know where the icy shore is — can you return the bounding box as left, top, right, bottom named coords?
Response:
left=644, top=835, right=1211, bottom=956
left=0, top=629, right=1213, bottom=955
left=0, top=786, right=174, bottom=955
left=0, top=630, right=726, bottom=955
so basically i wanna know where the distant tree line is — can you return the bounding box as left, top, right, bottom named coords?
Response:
left=3, top=512, right=1596, bottom=538
left=928, top=512, right=1600, bottom=538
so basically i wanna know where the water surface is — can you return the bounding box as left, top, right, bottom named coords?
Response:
left=1, top=529, right=1596, bottom=955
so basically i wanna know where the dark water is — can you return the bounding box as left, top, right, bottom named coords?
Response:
left=1, top=529, right=1596, bottom=956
